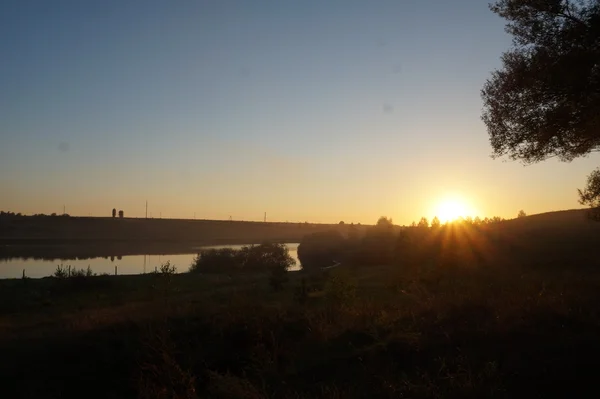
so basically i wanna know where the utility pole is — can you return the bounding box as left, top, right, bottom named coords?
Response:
left=145, top=201, right=148, bottom=219
left=264, top=212, right=266, bottom=223
left=63, top=205, right=65, bottom=215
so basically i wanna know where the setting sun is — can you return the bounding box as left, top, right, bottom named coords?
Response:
left=435, top=198, right=472, bottom=223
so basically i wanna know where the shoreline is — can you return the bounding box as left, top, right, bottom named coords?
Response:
left=0, top=239, right=300, bottom=262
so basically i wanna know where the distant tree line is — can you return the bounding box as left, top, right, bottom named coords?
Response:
left=407, top=215, right=506, bottom=228
left=0, top=211, right=70, bottom=218
left=298, top=214, right=510, bottom=271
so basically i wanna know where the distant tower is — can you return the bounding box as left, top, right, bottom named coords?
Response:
left=145, top=201, right=148, bottom=219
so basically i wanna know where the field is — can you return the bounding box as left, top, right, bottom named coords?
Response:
left=1, top=209, right=600, bottom=398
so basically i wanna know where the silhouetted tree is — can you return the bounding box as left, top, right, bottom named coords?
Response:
left=190, top=243, right=295, bottom=274
left=112, top=208, right=116, bottom=218
left=118, top=210, right=124, bottom=218
left=474, top=216, right=482, bottom=226
left=578, top=168, right=600, bottom=219
left=347, top=216, right=396, bottom=265
left=297, top=230, right=347, bottom=271
left=376, top=216, right=393, bottom=227
left=339, top=220, right=345, bottom=225
left=431, top=216, right=441, bottom=229
left=518, top=210, right=527, bottom=218
left=410, top=221, right=417, bottom=227
left=483, top=0, right=600, bottom=164
left=483, top=1, right=600, bottom=212
left=417, top=217, right=429, bottom=228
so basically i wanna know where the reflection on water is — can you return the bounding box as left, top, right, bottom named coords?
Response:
left=0, top=243, right=301, bottom=279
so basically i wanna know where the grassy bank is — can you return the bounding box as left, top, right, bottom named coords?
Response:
left=2, top=252, right=600, bottom=398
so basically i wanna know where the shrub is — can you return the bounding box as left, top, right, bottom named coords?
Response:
left=189, top=248, right=240, bottom=273
left=152, top=261, right=178, bottom=301
left=240, top=243, right=296, bottom=272
left=70, top=266, right=95, bottom=278
left=54, top=265, right=69, bottom=279
left=297, top=230, right=347, bottom=271
left=189, top=243, right=295, bottom=274
left=157, top=261, right=177, bottom=275
left=355, top=223, right=398, bottom=265
left=53, top=265, right=95, bottom=279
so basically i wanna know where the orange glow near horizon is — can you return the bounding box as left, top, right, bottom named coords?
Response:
left=434, top=196, right=477, bottom=223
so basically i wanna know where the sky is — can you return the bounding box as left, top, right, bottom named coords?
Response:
left=1, top=0, right=598, bottom=225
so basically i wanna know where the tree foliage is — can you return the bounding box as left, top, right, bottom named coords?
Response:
left=297, top=230, right=346, bottom=271
left=578, top=168, right=600, bottom=219
left=482, top=0, right=600, bottom=163
left=190, top=243, right=295, bottom=274
left=518, top=209, right=527, bottom=218
left=376, top=216, right=393, bottom=227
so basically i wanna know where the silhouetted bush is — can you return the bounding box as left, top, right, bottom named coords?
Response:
left=53, top=265, right=95, bottom=279
left=189, top=248, right=240, bottom=273
left=189, top=243, right=295, bottom=274
left=355, top=221, right=398, bottom=265
left=70, top=266, right=95, bottom=278
left=297, top=230, right=347, bottom=271
left=54, top=265, right=69, bottom=279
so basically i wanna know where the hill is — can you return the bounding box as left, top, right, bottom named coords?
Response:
left=0, top=215, right=366, bottom=260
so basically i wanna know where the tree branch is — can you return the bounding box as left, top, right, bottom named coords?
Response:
left=556, top=10, right=587, bottom=27
left=555, top=1, right=587, bottom=27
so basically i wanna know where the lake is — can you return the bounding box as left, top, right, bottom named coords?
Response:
left=0, top=243, right=301, bottom=279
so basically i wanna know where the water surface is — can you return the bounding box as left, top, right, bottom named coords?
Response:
left=0, top=243, right=300, bottom=279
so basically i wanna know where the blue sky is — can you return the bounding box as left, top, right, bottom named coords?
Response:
left=1, top=0, right=598, bottom=224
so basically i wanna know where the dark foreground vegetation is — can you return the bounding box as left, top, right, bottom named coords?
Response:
left=2, top=210, right=600, bottom=398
